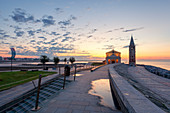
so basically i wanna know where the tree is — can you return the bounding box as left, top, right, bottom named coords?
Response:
left=64, top=58, right=67, bottom=64
left=40, top=55, right=49, bottom=69
left=53, top=57, right=60, bottom=68
left=69, top=57, right=75, bottom=64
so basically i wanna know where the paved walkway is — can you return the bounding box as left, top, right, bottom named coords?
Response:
left=128, top=66, right=170, bottom=110
left=33, top=65, right=121, bottom=113
left=0, top=65, right=91, bottom=107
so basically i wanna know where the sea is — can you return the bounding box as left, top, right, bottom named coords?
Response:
left=122, top=59, right=170, bottom=70
left=0, top=60, right=170, bottom=70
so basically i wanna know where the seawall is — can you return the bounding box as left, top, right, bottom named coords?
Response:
left=108, top=64, right=165, bottom=113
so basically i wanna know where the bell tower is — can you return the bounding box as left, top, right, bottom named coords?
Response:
left=129, top=35, right=136, bottom=66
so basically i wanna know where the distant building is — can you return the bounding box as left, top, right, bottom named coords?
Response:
left=129, top=36, right=136, bottom=66
left=105, top=50, right=121, bottom=64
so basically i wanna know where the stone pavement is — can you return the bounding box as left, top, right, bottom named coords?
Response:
left=128, top=66, right=170, bottom=110
left=0, top=65, right=91, bottom=108
left=114, top=64, right=170, bottom=112
left=33, top=65, right=121, bottom=113
left=109, top=64, right=165, bottom=113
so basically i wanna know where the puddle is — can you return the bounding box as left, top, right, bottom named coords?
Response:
left=88, top=79, right=116, bottom=109
left=72, top=74, right=83, bottom=76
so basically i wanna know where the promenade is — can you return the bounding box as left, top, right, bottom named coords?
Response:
left=0, top=65, right=88, bottom=107
left=114, top=64, right=170, bottom=112
left=128, top=66, right=170, bottom=111
left=33, top=65, right=121, bottom=113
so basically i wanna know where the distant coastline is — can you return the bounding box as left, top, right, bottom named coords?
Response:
left=122, top=59, right=170, bottom=70
left=0, top=59, right=170, bottom=70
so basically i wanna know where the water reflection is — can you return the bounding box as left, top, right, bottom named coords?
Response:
left=88, top=79, right=116, bottom=109
left=72, top=74, right=83, bottom=76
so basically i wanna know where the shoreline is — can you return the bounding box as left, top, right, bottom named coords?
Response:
left=136, top=64, right=170, bottom=79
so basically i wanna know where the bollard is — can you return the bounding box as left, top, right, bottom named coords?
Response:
left=74, top=64, right=76, bottom=81
left=63, top=70, right=66, bottom=89
left=32, top=74, right=42, bottom=111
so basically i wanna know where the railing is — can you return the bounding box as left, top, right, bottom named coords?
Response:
left=0, top=63, right=94, bottom=112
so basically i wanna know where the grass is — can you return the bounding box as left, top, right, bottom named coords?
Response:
left=0, top=71, right=56, bottom=91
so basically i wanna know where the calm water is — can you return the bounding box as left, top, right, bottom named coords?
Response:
left=122, top=60, right=170, bottom=70
left=0, top=60, right=97, bottom=67
left=88, top=79, right=116, bottom=109
left=0, top=60, right=170, bottom=70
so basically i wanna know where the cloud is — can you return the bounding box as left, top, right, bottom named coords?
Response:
left=0, top=41, right=10, bottom=44
left=36, top=29, right=42, bottom=33
left=50, top=39, right=55, bottom=43
left=36, top=41, right=43, bottom=45
left=115, top=37, right=126, bottom=41
left=17, top=50, right=41, bottom=56
left=0, top=32, right=5, bottom=35
left=58, top=20, right=71, bottom=26
left=42, top=15, right=55, bottom=27
left=0, top=29, right=5, bottom=35
left=114, top=27, right=124, bottom=31
left=63, top=32, right=70, bottom=36
left=27, top=30, right=36, bottom=36
left=58, top=15, right=77, bottom=26
left=0, top=50, right=8, bottom=52
left=88, top=29, right=97, bottom=34
left=123, top=45, right=129, bottom=48
left=43, top=42, right=51, bottom=44
left=14, top=31, right=24, bottom=37
left=77, top=34, right=85, bottom=37
left=107, top=30, right=112, bottom=33
left=10, top=8, right=34, bottom=23
left=38, top=36, right=47, bottom=40
left=10, top=37, right=17, bottom=39
left=55, top=8, right=64, bottom=14
left=61, top=36, right=72, bottom=42
left=9, top=25, right=21, bottom=30
left=87, top=35, right=93, bottom=38
left=51, top=42, right=58, bottom=45
left=50, top=32, right=60, bottom=36
left=30, top=40, right=36, bottom=42
left=123, top=27, right=144, bottom=32
left=102, top=45, right=114, bottom=50
left=16, top=46, right=24, bottom=49
left=3, top=35, right=10, bottom=38
left=49, top=46, right=73, bottom=51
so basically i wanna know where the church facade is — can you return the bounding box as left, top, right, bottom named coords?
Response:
left=105, top=50, right=121, bottom=64
left=129, top=36, right=136, bottom=66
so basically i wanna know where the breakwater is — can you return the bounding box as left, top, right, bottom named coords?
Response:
left=143, top=65, right=170, bottom=79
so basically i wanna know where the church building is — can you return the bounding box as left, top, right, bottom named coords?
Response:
left=129, top=36, right=136, bottom=66
left=105, top=50, right=121, bottom=64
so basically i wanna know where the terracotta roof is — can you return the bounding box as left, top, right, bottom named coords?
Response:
left=106, top=49, right=121, bottom=54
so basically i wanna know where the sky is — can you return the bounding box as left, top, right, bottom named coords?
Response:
left=0, top=0, right=170, bottom=61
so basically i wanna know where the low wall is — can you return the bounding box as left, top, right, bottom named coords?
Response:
left=91, top=64, right=105, bottom=72
left=108, top=64, right=165, bottom=113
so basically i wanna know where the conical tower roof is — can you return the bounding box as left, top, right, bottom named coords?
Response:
left=130, top=35, right=135, bottom=46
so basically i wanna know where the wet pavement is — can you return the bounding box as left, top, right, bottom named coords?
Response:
left=33, top=65, right=121, bottom=113
left=88, top=79, right=115, bottom=109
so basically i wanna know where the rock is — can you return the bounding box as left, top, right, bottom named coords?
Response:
left=144, top=65, right=170, bottom=79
